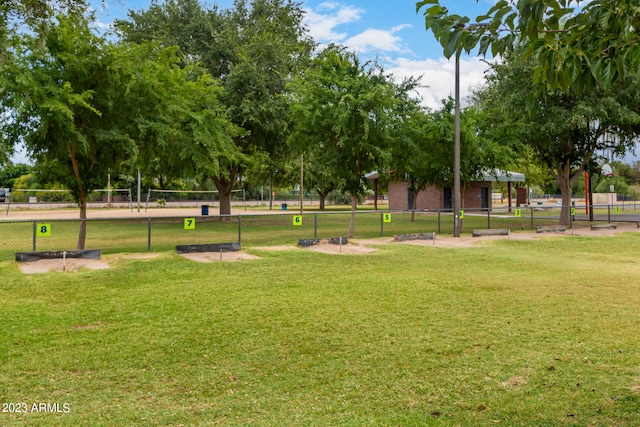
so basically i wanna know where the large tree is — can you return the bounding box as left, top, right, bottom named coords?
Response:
left=117, top=0, right=315, bottom=214
left=474, top=55, right=640, bottom=224
left=289, top=45, right=416, bottom=236
left=3, top=13, right=141, bottom=248
left=3, top=12, right=232, bottom=248
left=418, top=0, right=640, bottom=224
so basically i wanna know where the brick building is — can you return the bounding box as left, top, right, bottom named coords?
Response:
left=369, top=170, right=526, bottom=211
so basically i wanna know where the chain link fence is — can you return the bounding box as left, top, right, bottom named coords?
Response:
left=1, top=206, right=637, bottom=262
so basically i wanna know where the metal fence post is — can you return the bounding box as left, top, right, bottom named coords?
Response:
left=147, top=217, right=151, bottom=252
left=314, top=213, right=317, bottom=239
left=238, top=215, right=242, bottom=245
left=487, top=208, right=491, bottom=230
left=530, top=207, right=534, bottom=231
left=380, top=212, right=384, bottom=237
left=569, top=206, right=573, bottom=228
left=437, top=209, right=441, bottom=234
left=608, top=205, right=611, bottom=223
left=32, top=221, right=36, bottom=252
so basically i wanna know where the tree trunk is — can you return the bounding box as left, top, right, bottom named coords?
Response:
left=68, top=144, right=89, bottom=250
left=348, top=192, right=357, bottom=237
left=213, top=167, right=238, bottom=217
left=318, top=191, right=328, bottom=210
left=411, top=189, right=419, bottom=222
left=77, top=193, right=87, bottom=250
left=556, top=163, right=574, bottom=226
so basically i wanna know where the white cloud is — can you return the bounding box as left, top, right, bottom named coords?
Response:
left=343, top=25, right=411, bottom=54
left=304, top=3, right=364, bottom=43
left=387, top=56, right=494, bottom=110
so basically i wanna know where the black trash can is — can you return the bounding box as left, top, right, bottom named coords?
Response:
left=201, top=205, right=209, bottom=216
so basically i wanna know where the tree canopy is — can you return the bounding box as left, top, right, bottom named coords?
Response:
left=117, top=0, right=315, bottom=214
left=474, top=53, right=640, bottom=224
left=416, top=0, right=640, bottom=96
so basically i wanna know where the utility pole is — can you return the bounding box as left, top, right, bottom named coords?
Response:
left=454, top=51, right=461, bottom=237
left=300, top=153, right=304, bottom=213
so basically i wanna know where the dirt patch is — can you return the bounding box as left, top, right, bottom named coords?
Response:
left=304, top=243, right=376, bottom=255
left=353, top=223, right=639, bottom=249
left=72, top=322, right=103, bottom=330
left=17, top=252, right=165, bottom=274
left=501, top=376, right=528, bottom=388
left=179, top=251, right=260, bottom=262
left=19, top=258, right=111, bottom=274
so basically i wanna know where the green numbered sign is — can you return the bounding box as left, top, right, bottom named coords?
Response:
left=292, top=215, right=303, bottom=226
left=514, top=209, right=521, bottom=217
left=36, top=223, right=51, bottom=237
left=459, top=210, right=464, bottom=219
left=184, top=218, right=196, bottom=230
left=571, top=207, right=576, bottom=216
left=615, top=206, right=621, bottom=214
left=383, top=213, right=392, bottom=223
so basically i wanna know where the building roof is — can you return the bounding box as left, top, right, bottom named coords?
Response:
left=481, top=170, right=526, bottom=183
left=365, top=170, right=526, bottom=183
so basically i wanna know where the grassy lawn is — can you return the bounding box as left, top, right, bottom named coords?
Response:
left=2, top=232, right=640, bottom=426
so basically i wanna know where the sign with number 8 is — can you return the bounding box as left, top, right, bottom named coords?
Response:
left=36, top=223, right=51, bottom=236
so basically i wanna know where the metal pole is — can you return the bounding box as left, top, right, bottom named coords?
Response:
left=454, top=52, right=461, bottom=237
left=530, top=206, right=534, bottom=231
left=238, top=215, right=242, bottom=246
left=107, top=173, right=111, bottom=207
left=487, top=208, right=491, bottom=230
left=588, top=171, right=594, bottom=222
left=137, top=169, right=141, bottom=213
left=300, top=153, right=304, bottom=214
left=147, top=217, right=151, bottom=252
left=33, top=221, right=36, bottom=252
left=314, top=213, right=317, bottom=239
left=380, top=212, right=384, bottom=237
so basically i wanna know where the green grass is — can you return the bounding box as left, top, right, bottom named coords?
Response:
left=2, top=233, right=640, bottom=425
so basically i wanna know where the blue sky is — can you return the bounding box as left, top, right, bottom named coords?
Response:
left=90, top=0, right=496, bottom=110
